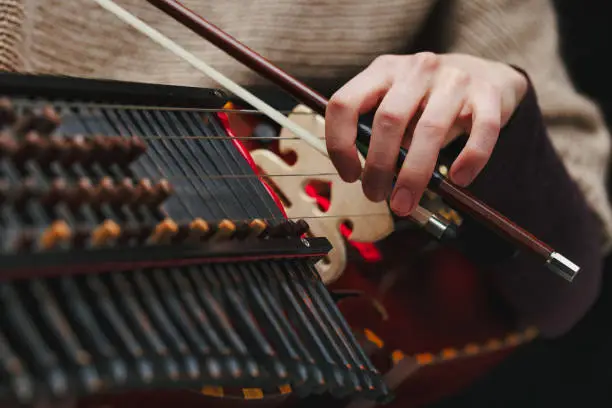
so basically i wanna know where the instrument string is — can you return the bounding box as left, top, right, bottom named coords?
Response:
left=120, top=135, right=315, bottom=140
left=48, top=131, right=323, bottom=140
left=165, top=172, right=341, bottom=179
left=62, top=104, right=313, bottom=115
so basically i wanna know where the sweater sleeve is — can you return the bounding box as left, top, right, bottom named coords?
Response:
left=0, top=0, right=25, bottom=72
left=441, top=0, right=612, bottom=337
left=455, top=73, right=604, bottom=338
left=445, top=0, right=612, bottom=247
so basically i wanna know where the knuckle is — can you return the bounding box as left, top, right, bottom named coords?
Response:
left=400, top=166, right=431, bottom=188
left=367, top=150, right=393, bottom=170
left=445, top=68, right=471, bottom=88
left=376, top=109, right=404, bottom=130
left=327, top=93, right=352, bottom=114
left=479, top=81, right=501, bottom=98
left=465, top=146, right=490, bottom=164
left=475, top=81, right=503, bottom=106
left=372, top=54, right=400, bottom=69
left=479, top=116, right=501, bottom=134
left=412, top=52, right=440, bottom=73
left=325, top=136, right=351, bottom=155
left=417, top=119, right=447, bottom=139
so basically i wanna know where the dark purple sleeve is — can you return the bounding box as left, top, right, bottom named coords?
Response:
left=455, top=69, right=604, bottom=338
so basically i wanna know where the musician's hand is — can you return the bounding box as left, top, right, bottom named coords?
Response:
left=325, top=52, right=528, bottom=216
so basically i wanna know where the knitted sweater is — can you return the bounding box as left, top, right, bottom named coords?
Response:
left=2, top=0, right=610, bottom=249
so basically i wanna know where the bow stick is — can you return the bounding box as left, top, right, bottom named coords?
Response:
left=92, top=0, right=578, bottom=282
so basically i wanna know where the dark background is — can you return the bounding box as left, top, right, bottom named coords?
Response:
left=431, top=1, right=612, bottom=406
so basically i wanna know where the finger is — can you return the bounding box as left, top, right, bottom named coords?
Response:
left=450, top=83, right=501, bottom=186
left=361, top=76, right=431, bottom=201
left=326, top=57, right=395, bottom=182
left=406, top=111, right=463, bottom=149
left=390, top=72, right=468, bottom=216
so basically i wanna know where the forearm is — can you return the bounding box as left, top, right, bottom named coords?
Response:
left=457, top=71, right=604, bottom=338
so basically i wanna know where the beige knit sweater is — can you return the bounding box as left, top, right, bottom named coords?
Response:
left=2, top=0, right=612, bottom=249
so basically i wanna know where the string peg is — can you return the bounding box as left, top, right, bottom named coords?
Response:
left=11, top=131, right=43, bottom=165
left=66, top=178, right=95, bottom=208
left=0, top=179, right=8, bottom=204
left=41, top=178, right=69, bottom=207
left=150, top=179, right=174, bottom=207
left=12, top=230, right=35, bottom=252
left=14, top=177, right=39, bottom=207
left=232, top=221, right=251, bottom=240
left=0, top=132, right=18, bottom=157
left=72, top=225, right=91, bottom=248
left=266, top=220, right=296, bottom=239
left=0, top=97, right=16, bottom=126
left=90, top=135, right=113, bottom=163
left=28, top=132, right=65, bottom=165
left=36, top=105, right=61, bottom=135
left=43, top=135, right=65, bottom=164
left=91, top=219, right=122, bottom=247
left=117, top=223, right=149, bottom=245
left=294, top=219, right=310, bottom=236
left=232, top=219, right=267, bottom=240
left=210, top=219, right=236, bottom=242
left=135, top=224, right=154, bottom=243
left=62, top=135, right=91, bottom=165
left=115, top=178, right=135, bottom=204
left=108, top=136, right=131, bottom=164
left=248, top=219, right=268, bottom=238
left=93, top=177, right=116, bottom=205
left=187, top=218, right=210, bottom=243
left=39, top=220, right=72, bottom=250
left=13, top=105, right=61, bottom=136
left=127, top=135, right=147, bottom=162
left=283, top=219, right=308, bottom=237
left=148, top=218, right=179, bottom=244
left=133, top=178, right=154, bottom=205
left=52, top=135, right=74, bottom=165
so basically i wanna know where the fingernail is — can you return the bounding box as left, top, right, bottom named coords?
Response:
left=363, top=169, right=392, bottom=202
left=329, top=152, right=362, bottom=183
left=370, top=187, right=387, bottom=202
left=453, top=169, right=474, bottom=186
left=391, top=187, right=414, bottom=215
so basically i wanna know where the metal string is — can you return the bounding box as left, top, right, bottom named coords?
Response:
left=115, top=135, right=320, bottom=141
left=57, top=102, right=314, bottom=115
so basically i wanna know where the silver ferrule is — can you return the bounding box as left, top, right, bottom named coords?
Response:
left=410, top=206, right=450, bottom=239
left=410, top=206, right=432, bottom=226
left=424, top=215, right=450, bottom=239
left=546, top=252, right=580, bottom=282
